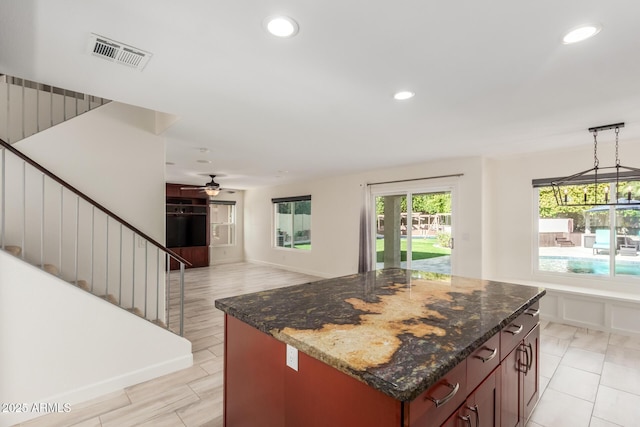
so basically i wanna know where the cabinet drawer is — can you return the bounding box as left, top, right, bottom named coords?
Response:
left=467, top=332, right=500, bottom=394
left=500, top=302, right=539, bottom=360
left=409, top=360, right=467, bottom=427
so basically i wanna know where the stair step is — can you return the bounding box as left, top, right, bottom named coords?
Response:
left=43, top=263, right=59, bottom=276
left=127, top=307, right=144, bottom=317
left=75, top=280, right=90, bottom=291
left=152, top=319, right=167, bottom=328
left=100, top=294, right=118, bottom=305
left=555, top=237, right=575, bottom=247
left=4, top=245, right=22, bottom=257
left=3, top=242, right=168, bottom=331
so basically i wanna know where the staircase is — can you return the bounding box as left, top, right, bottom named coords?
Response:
left=0, top=75, right=189, bottom=336
left=0, top=74, right=110, bottom=145
left=555, top=236, right=575, bottom=247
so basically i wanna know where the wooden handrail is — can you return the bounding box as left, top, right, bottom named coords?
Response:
left=0, top=138, right=191, bottom=266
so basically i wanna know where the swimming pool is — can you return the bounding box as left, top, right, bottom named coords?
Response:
left=539, top=256, right=640, bottom=276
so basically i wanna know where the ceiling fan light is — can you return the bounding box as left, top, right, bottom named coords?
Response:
left=205, top=188, right=220, bottom=196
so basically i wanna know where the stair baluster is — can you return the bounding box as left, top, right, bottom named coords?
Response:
left=1, top=137, right=189, bottom=336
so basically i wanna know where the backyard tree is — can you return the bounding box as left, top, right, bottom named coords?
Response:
left=376, top=193, right=451, bottom=215
left=539, top=182, right=640, bottom=232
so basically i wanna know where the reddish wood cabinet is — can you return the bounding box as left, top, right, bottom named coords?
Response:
left=224, top=315, right=401, bottom=427
left=500, top=303, right=540, bottom=427
left=167, top=246, right=209, bottom=269
left=223, top=304, right=540, bottom=427
left=522, top=325, right=540, bottom=421
left=441, top=368, right=500, bottom=427
left=409, top=361, right=468, bottom=427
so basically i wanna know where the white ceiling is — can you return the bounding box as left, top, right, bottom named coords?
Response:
left=2, top=0, right=640, bottom=189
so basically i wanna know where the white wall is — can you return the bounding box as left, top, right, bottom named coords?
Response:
left=0, top=250, right=192, bottom=427
left=486, top=138, right=640, bottom=335
left=244, top=157, right=484, bottom=279
left=244, top=139, right=640, bottom=336
left=486, top=138, right=640, bottom=292
left=15, top=101, right=166, bottom=240
left=481, top=157, right=498, bottom=279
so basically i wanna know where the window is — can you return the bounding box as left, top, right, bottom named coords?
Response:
left=373, top=191, right=452, bottom=274
left=273, top=195, right=311, bottom=250
left=210, top=200, right=235, bottom=246
left=534, top=180, right=640, bottom=278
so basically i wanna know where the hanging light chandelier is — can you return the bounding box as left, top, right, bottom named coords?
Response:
left=551, top=122, right=640, bottom=206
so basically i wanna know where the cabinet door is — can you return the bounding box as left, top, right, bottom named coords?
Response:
left=224, top=315, right=285, bottom=427
left=500, top=343, right=524, bottom=427
left=522, top=324, right=540, bottom=421
left=168, top=248, right=181, bottom=270
left=441, top=369, right=500, bottom=427
left=180, top=246, right=209, bottom=268
left=468, top=368, right=500, bottom=427
left=410, top=361, right=467, bottom=427
left=440, top=402, right=473, bottom=427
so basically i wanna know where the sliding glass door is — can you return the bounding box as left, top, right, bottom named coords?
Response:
left=373, top=190, right=453, bottom=274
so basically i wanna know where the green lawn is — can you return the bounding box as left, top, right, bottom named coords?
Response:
left=376, top=238, right=450, bottom=262
left=288, top=238, right=450, bottom=260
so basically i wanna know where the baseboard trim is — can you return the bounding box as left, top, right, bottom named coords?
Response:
left=210, top=256, right=244, bottom=266
left=244, top=258, right=334, bottom=279
left=3, top=354, right=193, bottom=426
left=494, top=278, right=640, bottom=337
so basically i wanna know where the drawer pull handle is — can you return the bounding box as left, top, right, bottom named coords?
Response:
left=525, top=308, right=540, bottom=317
left=505, top=324, right=523, bottom=335
left=458, top=414, right=472, bottom=427
left=517, top=345, right=529, bottom=373
left=467, top=404, right=480, bottom=427
left=474, top=346, right=498, bottom=363
left=526, top=342, right=534, bottom=371
left=426, top=381, right=460, bottom=407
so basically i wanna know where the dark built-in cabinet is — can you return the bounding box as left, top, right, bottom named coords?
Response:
left=166, top=183, right=209, bottom=270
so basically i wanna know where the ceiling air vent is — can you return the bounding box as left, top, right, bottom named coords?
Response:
left=87, top=33, right=152, bottom=71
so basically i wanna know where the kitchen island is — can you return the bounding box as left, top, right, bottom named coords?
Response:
left=215, top=269, right=545, bottom=427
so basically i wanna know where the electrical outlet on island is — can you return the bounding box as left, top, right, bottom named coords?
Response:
left=286, top=344, right=298, bottom=371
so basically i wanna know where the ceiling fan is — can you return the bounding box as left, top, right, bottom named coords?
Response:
left=180, top=174, right=231, bottom=196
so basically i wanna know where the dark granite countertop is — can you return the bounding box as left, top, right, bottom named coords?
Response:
left=215, top=268, right=545, bottom=401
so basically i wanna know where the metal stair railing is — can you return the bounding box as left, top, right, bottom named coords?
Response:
left=0, top=138, right=190, bottom=336
left=0, top=74, right=110, bottom=144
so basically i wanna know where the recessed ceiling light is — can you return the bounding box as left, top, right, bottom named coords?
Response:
left=562, top=24, right=601, bottom=44
left=197, top=159, right=212, bottom=164
left=265, top=16, right=299, bottom=38
left=394, top=91, right=415, bottom=101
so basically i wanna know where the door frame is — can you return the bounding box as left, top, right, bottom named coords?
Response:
left=368, top=177, right=458, bottom=274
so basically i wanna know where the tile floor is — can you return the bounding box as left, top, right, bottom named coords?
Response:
left=529, top=321, right=640, bottom=427
left=11, top=263, right=640, bottom=427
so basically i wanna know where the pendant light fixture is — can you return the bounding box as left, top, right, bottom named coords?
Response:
left=550, top=123, right=640, bottom=206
